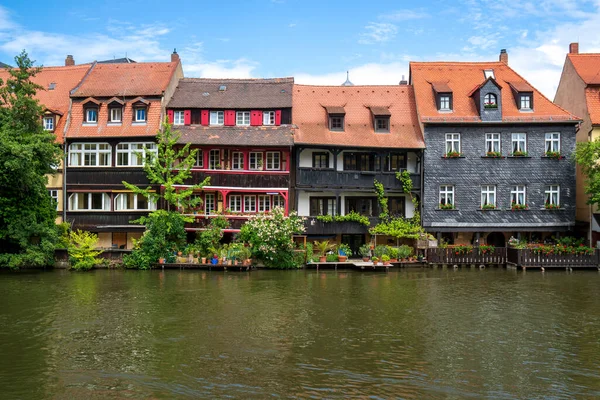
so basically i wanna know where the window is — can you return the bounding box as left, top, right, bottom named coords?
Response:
left=229, top=195, right=242, bottom=212
left=266, top=152, right=280, bottom=170
left=511, top=133, right=527, bottom=154
left=445, top=133, right=461, bottom=154
left=232, top=152, right=244, bottom=170
left=68, top=193, right=110, bottom=211
left=85, top=107, right=98, bottom=123
left=236, top=111, right=250, bottom=126
left=43, top=116, right=54, bottom=131
left=205, top=193, right=215, bottom=214
left=310, top=197, right=336, bottom=216
left=545, top=185, right=560, bottom=206
left=375, top=117, right=390, bottom=133
left=545, top=132, right=560, bottom=153
left=485, top=133, right=501, bottom=154
left=389, top=197, right=405, bottom=217
left=49, top=190, right=59, bottom=210
left=481, top=185, right=496, bottom=208
left=134, top=107, right=147, bottom=122
left=273, top=195, right=285, bottom=209
left=329, top=115, right=344, bottom=131
left=511, top=185, right=526, bottom=206
left=209, top=149, right=221, bottom=169
left=484, top=93, right=497, bottom=107
left=312, top=152, right=329, bottom=169
left=520, top=94, right=532, bottom=110
left=210, top=111, right=224, bottom=125
left=343, top=152, right=375, bottom=171
left=174, top=111, right=185, bottom=125
left=109, top=107, right=122, bottom=123
left=439, top=95, right=451, bottom=111
left=244, top=195, right=256, bottom=213
left=249, top=152, right=263, bottom=170
left=114, top=193, right=155, bottom=211
left=258, top=195, right=271, bottom=212
left=439, top=185, right=454, bottom=207
left=346, top=198, right=375, bottom=216
left=484, top=69, right=495, bottom=79
left=385, top=153, right=407, bottom=172
left=116, top=142, right=157, bottom=166
left=263, top=111, right=275, bottom=125
left=69, top=143, right=111, bottom=167
left=195, top=150, right=204, bottom=168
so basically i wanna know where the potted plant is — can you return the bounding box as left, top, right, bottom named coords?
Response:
left=372, top=256, right=379, bottom=264
left=359, top=244, right=371, bottom=262
left=338, top=243, right=352, bottom=262
left=444, top=150, right=462, bottom=158
left=158, top=257, right=165, bottom=264
left=398, top=244, right=413, bottom=261
left=388, top=247, right=399, bottom=263
left=314, top=240, right=333, bottom=262
left=381, top=254, right=391, bottom=266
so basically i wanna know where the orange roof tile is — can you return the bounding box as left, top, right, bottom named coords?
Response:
left=71, top=62, right=178, bottom=97
left=0, top=64, right=91, bottom=143
left=585, top=87, right=600, bottom=125
left=410, top=61, right=577, bottom=123
left=293, top=84, right=424, bottom=149
left=568, top=54, right=600, bottom=85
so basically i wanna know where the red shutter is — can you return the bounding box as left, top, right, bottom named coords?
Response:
left=275, top=110, right=282, bottom=126
left=224, top=110, right=235, bottom=126
left=184, top=109, right=191, bottom=125
left=167, top=109, right=174, bottom=124
left=251, top=110, right=262, bottom=126
left=201, top=110, right=209, bottom=126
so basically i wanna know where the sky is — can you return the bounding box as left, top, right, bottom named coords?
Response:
left=1, top=0, right=600, bottom=98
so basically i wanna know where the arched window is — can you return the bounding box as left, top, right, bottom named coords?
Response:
left=484, top=93, right=497, bottom=108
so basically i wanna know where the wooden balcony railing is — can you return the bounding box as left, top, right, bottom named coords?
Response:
left=297, top=168, right=420, bottom=190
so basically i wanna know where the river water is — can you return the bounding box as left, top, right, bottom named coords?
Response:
left=1, top=268, right=600, bottom=399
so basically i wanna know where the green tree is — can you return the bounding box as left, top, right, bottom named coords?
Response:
left=0, top=51, right=62, bottom=269
left=575, top=138, right=600, bottom=206
left=67, top=230, right=103, bottom=271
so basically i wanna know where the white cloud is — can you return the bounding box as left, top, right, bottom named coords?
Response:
left=358, top=22, right=398, bottom=45
left=295, top=62, right=408, bottom=86
left=381, top=9, right=428, bottom=21
left=288, top=23, right=297, bottom=28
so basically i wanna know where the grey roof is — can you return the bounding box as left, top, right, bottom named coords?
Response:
left=97, top=57, right=136, bottom=64
left=0, top=62, right=11, bottom=68
left=168, top=77, right=294, bottom=109
left=175, top=125, right=294, bottom=146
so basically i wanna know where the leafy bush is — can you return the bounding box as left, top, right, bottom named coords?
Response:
left=326, top=253, right=338, bottom=262
left=338, top=243, right=352, bottom=256
left=373, top=245, right=390, bottom=259
left=359, top=244, right=371, bottom=257
left=398, top=245, right=413, bottom=259
left=67, top=230, right=103, bottom=271
left=195, top=216, right=228, bottom=257
left=381, top=254, right=390, bottom=262
left=388, top=246, right=399, bottom=259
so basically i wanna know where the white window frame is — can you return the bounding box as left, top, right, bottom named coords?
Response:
left=116, top=142, right=157, bottom=167
left=228, top=195, right=242, bottom=213
left=272, top=195, right=285, bottom=209
left=439, top=185, right=454, bottom=206
left=511, top=133, right=527, bottom=154
left=205, top=193, right=215, bottom=215
left=85, top=108, right=98, bottom=124
left=210, top=111, right=224, bottom=126
left=236, top=111, right=250, bottom=126
left=209, top=149, right=221, bottom=169
left=445, top=133, right=460, bottom=154
left=485, top=133, right=501, bottom=153
left=68, top=192, right=111, bottom=211
left=481, top=185, right=497, bottom=208
left=232, top=152, right=244, bottom=170
left=244, top=195, right=256, bottom=213
left=545, top=185, right=560, bottom=206
left=250, top=152, right=263, bottom=170
left=258, top=195, right=271, bottom=212
left=511, top=185, right=526, bottom=206
left=439, top=95, right=451, bottom=111
left=69, top=143, right=112, bottom=167
left=266, top=151, right=280, bottom=170
left=484, top=93, right=497, bottom=106
left=134, top=107, right=147, bottom=122
left=43, top=116, right=54, bottom=131
left=114, top=193, right=156, bottom=211
left=49, top=190, right=59, bottom=210
left=195, top=150, right=204, bottom=168
left=520, top=95, right=532, bottom=110
left=174, top=111, right=185, bottom=125
left=545, top=132, right=560, bottom=153
left=263, top=111, right=275, bottom=125
left=110, top=107, right=122, bottom=123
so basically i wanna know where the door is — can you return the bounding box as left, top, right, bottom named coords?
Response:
left=341, top=234, right=365, bottom=258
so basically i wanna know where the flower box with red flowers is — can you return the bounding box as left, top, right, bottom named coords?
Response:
left=511, top=202, right=528, bottom=210
left=544, top=203, right=560, bottom=210
left=439, top=203, right=455, bottom=210
left=544, top=151, right=563, bottom=160
left=444, top=151, right=463, bottom=158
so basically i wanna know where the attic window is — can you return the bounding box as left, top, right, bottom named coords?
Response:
left=484, top=93, right=497, bottom=109
left=325, top=106, right=346, bottom=131
left=439, top=94, right=452, bottom=111
left=43, top=116, right=54, bottom=131
left=520, top=94, right=532, bottom=110
left=48, top=82, right=56, bottom=90
left=219, top=85, right=227, bottom=91
left=431, top=82, right=453, bottom=112
left=484, top=69, right=495, bottom=79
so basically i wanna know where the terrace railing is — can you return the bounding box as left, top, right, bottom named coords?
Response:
left=427, top=247, right=506, bottom=265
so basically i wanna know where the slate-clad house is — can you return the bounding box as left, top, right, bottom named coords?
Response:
left=410, top=50, right=579, bottom=247
left=292, top=83, right=424, bottom=253
left=165, top=78, right=294, bottom=236
left=64, top=51, right=183, bottom=249
left=554, top=42, right=600, bottom=244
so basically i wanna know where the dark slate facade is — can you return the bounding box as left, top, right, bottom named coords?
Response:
left=423, top=123, right=577, bottom=237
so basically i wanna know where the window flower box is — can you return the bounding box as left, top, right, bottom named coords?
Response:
left=545, top=203, right=560, bottom=210
left=545, top=151, right=562, bottom=160
left=485, top=151, right=502, bottom=158
left=444, top=151, right=462, bottom=158
left=439, top=203, right=455, bottom=210
left=481, top=204, right=496, bottom=210
left=511, top=202, right=528, bottom=210
left=511, top=151, right=528, bottom=157
left=483, top=103, right=498, bottom=109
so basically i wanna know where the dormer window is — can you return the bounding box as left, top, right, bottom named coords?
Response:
left=263, top=111, right=275, bottom=125
left=107, top=98, right=124, bottom=124
left=432, top=82, right=453, bottom=112
left=520, top=94, right=532, bottom=110
left=210, top=111, right=224, bottom=126
left=369, top=106, right=391, bottom=133
left=174, top=110, right=185, bottom=125
left=110, top=107, right=122, bottom=123
left=507, top=82, right=534, bottom=112
left=131, top=97, right=149, bottom=123
left=134, top=107, right=147, bottom=122
left=439, top=94, right=451, bottom=111
left=85, top=108, right=98, bottom=123
left=484, top=93, right=497, bottom=108
left=236, top=111, right=250, bottom=126
left=325, top=106, right=346, bottom=132
left=43, top=116, right=54, bottom=131
left=484, top=69, right=495, bottom=79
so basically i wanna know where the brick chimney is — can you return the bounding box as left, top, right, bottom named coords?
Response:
left=499, top=49, right=508, bottom=64
left=65, top=55, right=75, bottom=66
left=171, top=48, right=180, bottom=63
left=569, top=42, right=579, bottom=54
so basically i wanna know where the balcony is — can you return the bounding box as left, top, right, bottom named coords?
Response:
left=66, top=211, right=149, bottom=231
left=297, top=168, right=420, bottom=191
left=186, top=170, right=289, bottom=188
left=67, top=168, right=150, bottom=187
left=303, top=216, right=379, bottom=235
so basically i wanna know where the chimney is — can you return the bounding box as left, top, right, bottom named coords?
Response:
left=499, top=49, right=508, bottom=64
left=65, top=55, right=74, bottom=66
left=399, top=74, right=407, bottom=85
left=171, top=48, right=180, bottom=63
left=569, top=42, right=579, bottom=54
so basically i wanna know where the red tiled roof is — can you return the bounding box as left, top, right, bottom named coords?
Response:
left=410, top=61, right=577, bottom=123
left=568, top=54, right=600, bottom=85
left=0, top=64, right=91, bottom=143
left=293, top=84, right=424, bottom=149
left=71, top=62, right=179, bottom=97
left=586, top=87, right=600, bottom=125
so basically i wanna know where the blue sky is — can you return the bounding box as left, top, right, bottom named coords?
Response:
left=1, top=0, right=600, bottom=97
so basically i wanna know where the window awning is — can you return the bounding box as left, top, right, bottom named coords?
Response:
left=369, top=106, right=391, bottom=116
left=324, top=106, right=345, bottom=115
left=507, top=81, right=533, bottom=92
left=431, top=81, right=452, bottom=93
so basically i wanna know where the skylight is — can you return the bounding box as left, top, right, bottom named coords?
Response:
left=484, top=69, right=495, bottom=79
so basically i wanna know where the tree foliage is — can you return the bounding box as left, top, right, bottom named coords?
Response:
left=574, top=138, right=600, bottom=206
left=0, top=51, right=61, bottom=269
left=67, top=230, right=103, bottom=271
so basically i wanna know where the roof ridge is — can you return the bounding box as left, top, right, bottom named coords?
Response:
left=294, top=84, right=409, bottom=88
left=410, top=61, right=505, bottom=66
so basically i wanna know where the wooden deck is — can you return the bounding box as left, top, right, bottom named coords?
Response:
left=155, top=263, right=252, bottom=271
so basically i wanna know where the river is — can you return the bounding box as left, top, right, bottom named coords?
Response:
left=1, top=268, right=599, bottom=399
